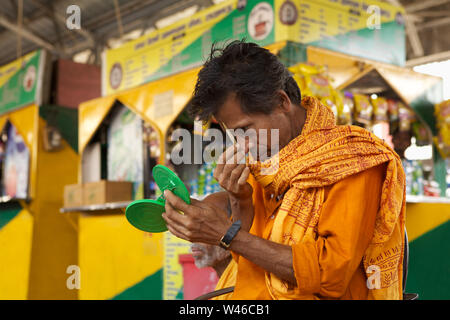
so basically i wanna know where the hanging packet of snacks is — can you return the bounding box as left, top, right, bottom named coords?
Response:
left=338, top=91, right=354, bottom=125
left=398, top=103, right=415, bottom=132
left=353, top=94, right=373, bottom=125
left=290, top=63, right=324, bottom=95
left=412, top=122, right=430, bottom=146
left=387, top=99, right=399, bottom=133
left=435, top=99, right=450, bottom=125
left=434, top=99, right=450, bottom=158
left=371, top=96, right=389, bottom=122
left=290, top=63, right=340, bottom=120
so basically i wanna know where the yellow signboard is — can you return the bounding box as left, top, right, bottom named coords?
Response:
left=0, top=52, right=36, bottom=88
left=102, top=0, right=236, bottom=96
left=276, top=0, right=404, bottom=43
left=163, top=232, right=191, bottom=300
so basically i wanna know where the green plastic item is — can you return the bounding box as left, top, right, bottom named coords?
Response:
left=125, top=165, right=190, bottom=233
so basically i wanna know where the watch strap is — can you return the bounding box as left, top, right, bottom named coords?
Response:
left=219, top=220, right=241, bottom=249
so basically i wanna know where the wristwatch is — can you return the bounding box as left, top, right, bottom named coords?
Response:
left=219, top=220, right=242, bottom=250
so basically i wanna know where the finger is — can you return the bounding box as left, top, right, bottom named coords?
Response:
left=215, top=146, right=237, bottom=181
left=164, top=190, right=194, bottom=215
left=219, top=143, right=240, bottom=165
left=164, top=201, right=188, bottom=225
left=229, top=164, right=247, bottom=184
left=166, top=221, right=189, bottom=241
left=237, top=166, right=250, bottom=185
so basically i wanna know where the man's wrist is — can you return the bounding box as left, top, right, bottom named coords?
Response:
left=229, top=193, right=252, bottom=206
left=219, top=220, right=242, bottom=250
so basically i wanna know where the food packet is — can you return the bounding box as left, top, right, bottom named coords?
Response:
left=387, top=99, right=399, bottom=133
left=371, top=96, right=389, bottom=122
left=290, top=63, right=333, bottom=98
left=398, top=103, right=415, bottom=132
left=412, top=121, right=430, bottom=146
left=338, top=91, right=354, bottom=125
left=387, top=99, right=399, bottom=121
left=305, top=74, right=332, bottom=98
left=435, top=99, right=450, bottom=125
left=353, top=94, right=373, bottom=125
left=434, top=126, right=450, bottom=158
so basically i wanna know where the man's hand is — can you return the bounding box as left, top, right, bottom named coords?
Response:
left=162, top=190, right=296, bottom=286
left=214, top=143, right=255, bottom=231
left=214, top=143, right=252, bottom=200
left=162, top=190, right=232, bottom=245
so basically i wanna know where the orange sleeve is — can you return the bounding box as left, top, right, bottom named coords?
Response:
left=292, top=163, right=386, bottom=298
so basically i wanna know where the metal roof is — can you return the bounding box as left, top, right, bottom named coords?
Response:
left=0, top=0, right=449, bottom=67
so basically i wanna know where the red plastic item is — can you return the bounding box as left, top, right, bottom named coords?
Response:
left=178, top=254, right=219, bottom=300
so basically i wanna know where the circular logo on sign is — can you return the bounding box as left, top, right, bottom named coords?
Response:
left=109, top=63, right=123, bottom=90
left=23, top=65, right=36, bottom=92
left=248, top=2, right=274, bottom=41
left=279, top=1, right=297, bottom=25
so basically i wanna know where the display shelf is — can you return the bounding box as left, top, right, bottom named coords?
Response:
left=0, top=196, right=31, bottom=204
left=406, top=195, right=450, bottom=204
left=60, top=201, right=132, bottom=213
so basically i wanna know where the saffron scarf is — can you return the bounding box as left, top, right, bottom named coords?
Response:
left=249, top=96, right=406, bottom=300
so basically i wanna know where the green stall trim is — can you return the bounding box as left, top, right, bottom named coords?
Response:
left=0, top=202, right=22, bottom=230
left=39, top=104, right=78, bottom=153
left=406, top=220, right=450, bottom=299
left=111, top=268, right=163, bottom=300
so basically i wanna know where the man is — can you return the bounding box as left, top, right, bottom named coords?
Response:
left=191, top=242, right=231, bottom=277
left=190, top=241, right=237, bottom=300
left=162, top=40, right=406, bottom=300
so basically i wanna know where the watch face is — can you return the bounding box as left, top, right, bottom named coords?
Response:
left=219, top=237, right=230, bottom=249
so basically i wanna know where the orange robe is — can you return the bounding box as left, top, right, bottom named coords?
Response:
left=212, top=260, right=238, bottom=300
left=230, top=164, right=385, bottom=299
left=223, top=96, right=405, bottom=300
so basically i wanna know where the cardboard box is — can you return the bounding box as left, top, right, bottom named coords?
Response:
left=83, top=180, right=132, bottom=205
left=64, top=184, right=83, bottom=208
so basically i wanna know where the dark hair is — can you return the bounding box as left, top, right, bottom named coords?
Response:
left=189, top=40, right=301, bottom=120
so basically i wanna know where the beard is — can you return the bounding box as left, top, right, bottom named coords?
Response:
left=191, top=243, right=229, bottom=269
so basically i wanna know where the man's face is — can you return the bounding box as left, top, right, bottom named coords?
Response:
left=214, top=93, right=291, bottom=161
left=191, top=242, right=230, bottom=269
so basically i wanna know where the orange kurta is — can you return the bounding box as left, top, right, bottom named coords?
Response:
left=224, top=96, right=405, bottom=300
left=212, top=260, right=238, bottom=300
left=230, top=164, right=385, bottom=299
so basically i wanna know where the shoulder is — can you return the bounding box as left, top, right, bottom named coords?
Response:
left=323, top=162, right=387, bottom=204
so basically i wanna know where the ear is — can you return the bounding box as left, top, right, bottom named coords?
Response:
left=277, top=89, right=292, bottom=113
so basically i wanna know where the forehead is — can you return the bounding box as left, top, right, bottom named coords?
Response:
left=214, top=93, right=251, bottom=128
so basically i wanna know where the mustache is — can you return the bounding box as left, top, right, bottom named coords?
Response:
left=190, top=243, right=206, bottom=252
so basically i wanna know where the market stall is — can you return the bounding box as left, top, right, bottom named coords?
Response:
left=0, top=50, right=79, bottom=299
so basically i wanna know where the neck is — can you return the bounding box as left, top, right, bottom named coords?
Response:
left=292, top=103, right=307, bottom=139
left=213, top=256, right=232, bottom=278
left=279, top=104, right=307, bottom=150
